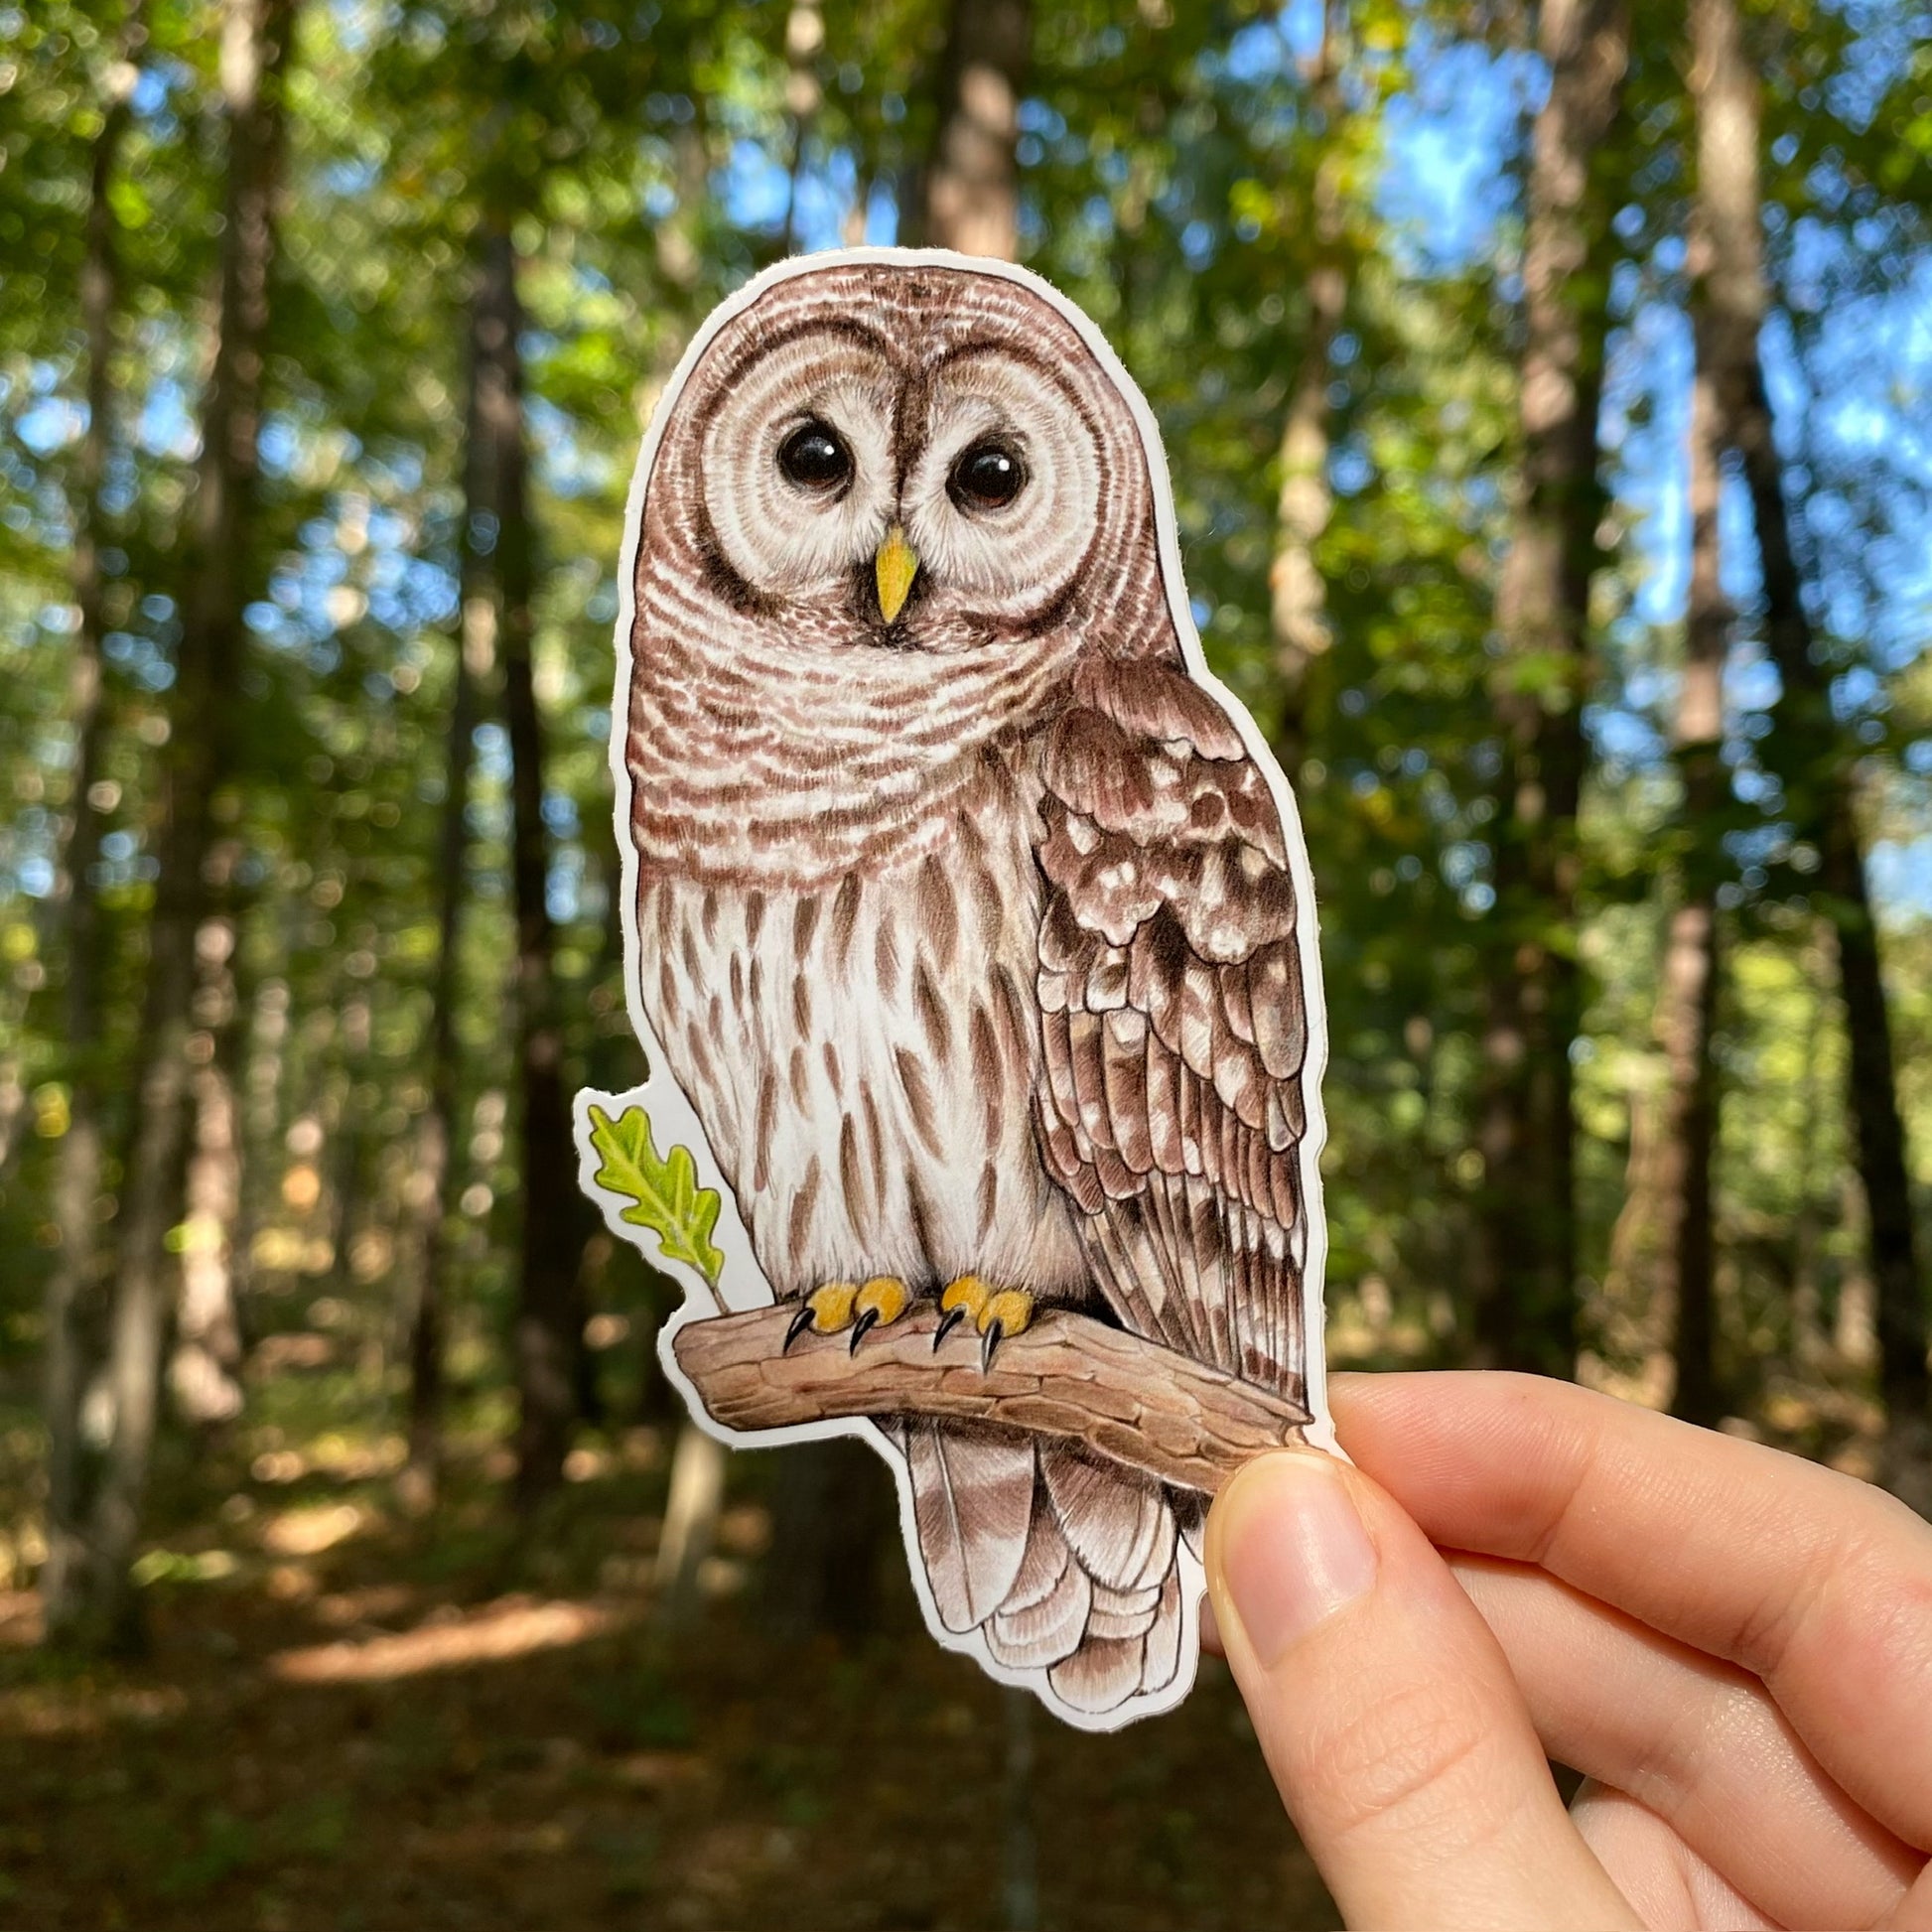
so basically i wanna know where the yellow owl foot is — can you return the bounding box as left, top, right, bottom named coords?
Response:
left=933, top=1276, right=1035, bottom=1370
left=783, top=1276, right=912, bottom=1355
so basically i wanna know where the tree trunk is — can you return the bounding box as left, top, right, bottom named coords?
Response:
left=1687, top=0, right=1927, bottom=1431
left=1270, top=0, right=1348, bottom=789
left=73, top=0, right=294, bottom=1650
left=1790, top=950, right=1829, bottom=1372
left=909, top=0, right=1029, bottom=256
left=397, top=305, right=501, bottom=1512
left=469, top=219, right=581, bottom=1509
left=1001, top=1686, right=1039, bottom=1931
left=1657, top=140, right=1734, bottom=1428
left=232, top=957, right=292, bottom=1307
left=41, top=13, right=143, bottom=1638
left=1656, top=901, right=1723, bottom=1424
left=1474, top=0, right=1628, bottom=1377
left=171, top=912, right=246, bottom=1425
left=322, top=987, right=372, bottom=1294
left=778, top=0, right=824, bottom=255
left=652, top=1422, right=728, bottom=1625
left=1599, top=1080, right=1674, bottom=1405
left=1814, top=795, right=1926, bottom=1421
left=759, top=1435, right=893, bottom=1641
left=399, top=544, right=483, bottom=1515
left=0, top=1049, right=25, bottom=1187
left=1657, top=897, right=1723, bottom=1425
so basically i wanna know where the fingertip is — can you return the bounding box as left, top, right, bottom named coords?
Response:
left=1206, top=1449, right=1379, bottom=1671
left=1205, top=1445, right=1642, bottom=1931
left=1197, top=1588, right=1223, bottom=1658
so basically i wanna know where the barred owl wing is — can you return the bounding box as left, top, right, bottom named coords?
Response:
left=1032, top=652, right=1316, bottom=1407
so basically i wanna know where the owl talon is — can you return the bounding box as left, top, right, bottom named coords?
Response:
left=936, top=1279, right=1035, bottom=1371
left=980, top=1319, right=1005, bottom=1372
left=855, top=1275, right=910, bottom=1330
left=785, top=1281, right=860, bottom=1348
left=785, top=1277, right=909, bottom=1354
left=939, top=1274, right=990, bottom=1326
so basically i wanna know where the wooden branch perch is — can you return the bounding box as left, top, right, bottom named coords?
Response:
left=672, top=1304, right=1311, bottom=1497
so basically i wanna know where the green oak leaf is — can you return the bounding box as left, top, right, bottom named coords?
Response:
left=586, top=1103, right=725, bottom=1288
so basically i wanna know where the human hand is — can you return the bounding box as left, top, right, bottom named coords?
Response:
left=1202, top=1372, right=1932, bottom=1930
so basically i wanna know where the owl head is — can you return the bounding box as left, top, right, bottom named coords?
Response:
left=635, top=254, right=1174, bottom=669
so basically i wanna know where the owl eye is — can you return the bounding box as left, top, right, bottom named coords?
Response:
left=776, top=419, right=853, bottom=492
left=948, top=440, right=1027, bottom=511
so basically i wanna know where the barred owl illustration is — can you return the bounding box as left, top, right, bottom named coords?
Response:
left=622, top=252, right=1323, bottom=1722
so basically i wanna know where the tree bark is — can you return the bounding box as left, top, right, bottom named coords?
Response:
left=74, top=0, right=294, bottom=1650
left=759, top=1432, right=897, bottom=1640
left=469, top=218, right=581, bottom=1508
left=1270, top=0, right=1348, bottom=789
left=171, top=911, right=246, bottom=1425
left=1687, top=0, right=1927, bottom=1427
left=41, top=11, right=143, bottom=1638
left=397, top=347, right=493, bottom=1514
left=1001, top=1684, right=1039, bottom=1932
left=1657, top=128, right=1733, bottom=1427
left=674, top=1304, right=1312, bottom=1495
left=231, top=956, right=292, bottom=1316
left=1657, top=886, right=1723, bottom=1423
left=322, top=986, right=372, bottom=1294
left=778, top=0, right=824, bottom=256
left=652, top=1421, right=728, bottom=1625
left=907, top=0, right=1030, bottom=256
left=1475, top=0, right=1629, bottom=1377
left=1819, top=807, right=1926, bottom=1423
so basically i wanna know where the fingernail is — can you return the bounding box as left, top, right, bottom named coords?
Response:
left=1212, top=1452, right=1377, bottom=1668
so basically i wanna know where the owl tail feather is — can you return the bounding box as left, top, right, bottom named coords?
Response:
left=892, top=1421, right=1190, bottom=1717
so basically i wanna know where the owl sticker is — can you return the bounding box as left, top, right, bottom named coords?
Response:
left=577, top=249, right=1334, bottom=1730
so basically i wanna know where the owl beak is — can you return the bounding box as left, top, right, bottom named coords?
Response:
left=875, top=525, right=919, bottom=624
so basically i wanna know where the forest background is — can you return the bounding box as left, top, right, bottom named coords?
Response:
left=1, top=0, right=1929, bottom=1926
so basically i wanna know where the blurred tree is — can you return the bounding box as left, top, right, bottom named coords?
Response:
left=1657, top=42, right=1729, bottom=1423
left=40, top=0, right=146, bottom=1635
left=1693, top=0, right=1929, bottom=1442
left=71, top=0, right=298, bottom=1650
left=906, top=0, right=1029, bottom=253
left=398, top=399, right=483, bottom=1514
left=1269, top=0, right=1347, bottom=788
left=1477, top=0, right=1629, bottom=1376
left=472, top=209, right=586, bottom=1511
left=779, top=0, right=826, bottom=255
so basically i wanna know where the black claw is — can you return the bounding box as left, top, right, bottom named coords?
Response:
left=932, top=1306, right=967, bottom=1351
left=980, top=1318, right=1005, bottom=1373
left=849, top=1308, right=879, bottom=1355
left=784, top=1303, right=816, bottom=1352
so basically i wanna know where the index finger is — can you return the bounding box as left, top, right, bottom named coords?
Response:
left=1333, top=1371, right=1932, bottom=1855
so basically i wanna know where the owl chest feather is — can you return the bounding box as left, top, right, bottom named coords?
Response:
left=637, top=767, right=1089, bottom=1303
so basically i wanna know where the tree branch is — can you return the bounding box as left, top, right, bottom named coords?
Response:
left=671, top=1304, right=1311, bottom=1496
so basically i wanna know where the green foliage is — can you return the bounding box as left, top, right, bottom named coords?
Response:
left=0, top=0, right=1926, bottom=1533
left=586, top=1103, right=725, bottom=1289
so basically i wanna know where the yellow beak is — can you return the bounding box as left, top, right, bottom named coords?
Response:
left=875, top=525, right=918, bottom=624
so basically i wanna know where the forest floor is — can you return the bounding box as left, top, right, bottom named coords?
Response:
left=3, top=1299, right=1905, bottom=1932
left=0, top=1378, right=1335, bottom=1932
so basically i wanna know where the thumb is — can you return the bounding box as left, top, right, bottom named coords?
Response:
left=1205, top=1449, right=1639, bottom=1932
